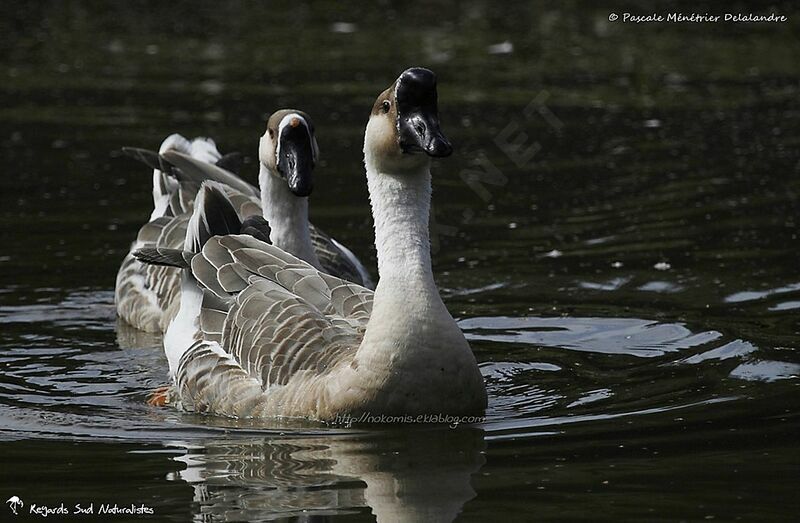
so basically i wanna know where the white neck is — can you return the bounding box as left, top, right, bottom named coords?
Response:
left=326, top=117, right=486, bottom=415
left=366, top=161, right=437, bottom=292
left=259, top=163, right=321, bottom=269
left=344, top=139, right=480, bottom=408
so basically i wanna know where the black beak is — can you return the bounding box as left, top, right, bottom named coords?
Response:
left=277, top=122, right=314, bottom=197
left=396, top=68, right=453, bottom=158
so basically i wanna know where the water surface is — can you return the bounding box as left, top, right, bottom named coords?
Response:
left=1, top=2, right=799, bottom=521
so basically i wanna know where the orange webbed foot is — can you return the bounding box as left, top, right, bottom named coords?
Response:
left=147, top=386, right=170, bottom=407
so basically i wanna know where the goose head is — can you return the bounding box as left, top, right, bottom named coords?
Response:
left=365, top=67, right=452, bottom=173
left=258, top=109, right=319, bottom=197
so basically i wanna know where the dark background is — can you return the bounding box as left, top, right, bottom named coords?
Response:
left=1, top=1, right=799, bottom=521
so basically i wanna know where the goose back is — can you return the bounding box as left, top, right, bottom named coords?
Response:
left=171, top=234, right=373, bottom=418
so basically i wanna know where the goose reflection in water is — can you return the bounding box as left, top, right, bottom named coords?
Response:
left=166, top=427, right=485, bottom=522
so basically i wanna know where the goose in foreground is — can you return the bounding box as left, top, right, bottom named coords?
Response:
left=115, top=112, right=373, bottom=333
left=134, top=68, right=487, bottom=420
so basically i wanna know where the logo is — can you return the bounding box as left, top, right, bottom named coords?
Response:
left=6, top=496, right=23, bottom=515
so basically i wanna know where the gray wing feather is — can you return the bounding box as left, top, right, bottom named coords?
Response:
left=133, top=247, right=193, bottom=268
left=308, top=224, right=374, bottom=289
left=135, top=216, right=172, bottom=244
left=161, top=150, right=260, bottom=199
left=116, top=177, right=261, bottom=332
left=116, top=213, right=189, bottom=332
left=173, top=235, right=373, bottom=417
left=174, top=340, right=267, bottom=416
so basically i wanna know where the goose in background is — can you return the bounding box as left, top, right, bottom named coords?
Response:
left=133, top=68, right=487, bottom=420
left=120, top=133, right=245, bottom=221
left=115, top=111, right=373, bottom=333
left=115, top=134, right=259, bottom=333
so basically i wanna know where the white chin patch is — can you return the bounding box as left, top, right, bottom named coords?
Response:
left=367, top=114, right=397, bottom=144
left=259, top=134, right=273, bottom=166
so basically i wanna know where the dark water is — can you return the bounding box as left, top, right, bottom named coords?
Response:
left=2, top=2, right=800, bottom=521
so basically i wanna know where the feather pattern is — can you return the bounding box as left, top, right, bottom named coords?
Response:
left=116, top=135, right=373, bottom=333
left=115, top=183, right=260, bottom=333
left=170, top=234, right=371, bottom=418
left=309, top=224, right=374, bottom=289
left=147, top=72, right=487, bottom=421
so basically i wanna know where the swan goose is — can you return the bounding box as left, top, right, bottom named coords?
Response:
left=120, top=133, right=245, bottom=222
left=134, top=68, right=487, bottom=420
left=115, top=111, right=373, bottom=333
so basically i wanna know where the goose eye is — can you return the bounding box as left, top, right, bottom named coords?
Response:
left=381, top=100, right=391, bottom=113
left=268, top=129, right=275, bottom=139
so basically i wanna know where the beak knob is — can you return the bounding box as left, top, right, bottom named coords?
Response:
left=395, top=67, right=453, bottom=158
